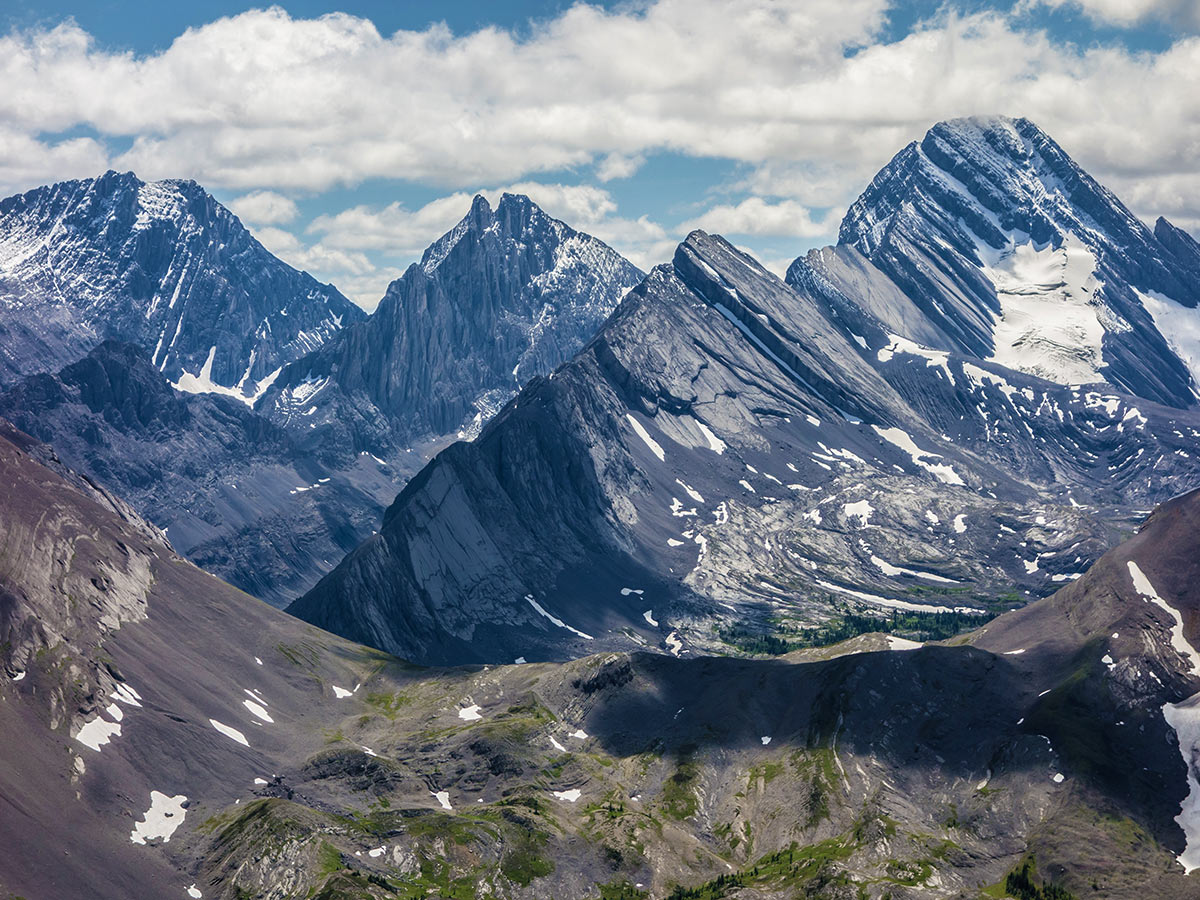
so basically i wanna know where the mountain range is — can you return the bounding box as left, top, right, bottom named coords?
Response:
left=0, top=170, right=362, bottom=396
left=3, top=403, right=1200, bottom=899
left=291, top=117, right=1200, bottom=666
left=0, top=183, right=640, bottom=605
left=4, top=113, right=1200, bottom=898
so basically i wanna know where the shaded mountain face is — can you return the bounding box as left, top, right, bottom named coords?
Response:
left=0, top=170, right=363, bottom=395
left=831, top=116, right=1200, bottom=406
left=290, top=229, right=1200, bottom=666
left=0, top=341, right=413, bottom=607
left=259, top=193, right=643, bottom=452
left=5, top=417, right=1200, bottom=900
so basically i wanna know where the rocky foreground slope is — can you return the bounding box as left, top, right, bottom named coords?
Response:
left=3, top=418, right=1200, bottom=899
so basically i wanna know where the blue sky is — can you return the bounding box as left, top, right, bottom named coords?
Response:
left=2, top=1, right=1197, bottom=307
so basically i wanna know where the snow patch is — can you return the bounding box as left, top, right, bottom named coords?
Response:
left=625, top=413, right=665, bottom=461
left=526, top=595, right=594, bottom=640
left=242, top=699, right=273, bottom=723
left=665, top=631, right=683, bottom=656
left=1128, top=561, right=1200, bottom=672
left=872, top=426, right=964, bottom=485
left=675, top=479, right=705, bottom=504
left=552, top=789, right=582, bottom=802
left=1137, top=289, right=1200, bottom=399
left=870, top=555, right=959, bottom=584
left=696, top=420, right=727, bottom=454
left=458, top=704, right=483, bottom=721
left=977, top=233, right=1106, bottom=386
left=877, top=334, right=956, bottom=384
left=209, top=719, right=249, bottom=747
left=75, top=715, right=121, bottom=752
left=815, top=580, right=965, bottom=614
left=643, top=610, right=659, bottom=627
left=130, top=791, right=188, bottom=845
left=843, top=499, right=874, bottom=527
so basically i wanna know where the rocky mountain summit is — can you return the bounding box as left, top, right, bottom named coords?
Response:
left=0, top=170, right=363, bottom=395
left=259, top=192, right=644, bottom=452
left=829, top=116, right=1200, bottom=405
left=4, top=416, right=1200, bottom=899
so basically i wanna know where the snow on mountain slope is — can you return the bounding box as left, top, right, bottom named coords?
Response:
left=977, top=232, right=1105, bottom=384
left=835, top=115, right=1200, bottom=406
left=0, top=170, right=363, bottom=395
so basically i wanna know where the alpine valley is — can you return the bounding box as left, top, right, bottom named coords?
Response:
left=4, top=115, right=1200, bottom=900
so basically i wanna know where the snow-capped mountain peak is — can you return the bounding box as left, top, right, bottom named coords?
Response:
left=0, top=170, right=363, bottom=396
left=836, top=115, right=1200, bottom=407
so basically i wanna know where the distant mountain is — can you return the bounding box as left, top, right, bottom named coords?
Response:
left=0, top=170, right=363, bottom=395
left=259, top=193, right=643, bottom=451
left=829, top=116, right=1200, bottom=406
left=6, top=415, right=1200, bottom=899
left=0, top=184, right=641, bottom=608
left=0, top=341, right=409, bottom=606
left=290, top=227, right=1200, bottom=665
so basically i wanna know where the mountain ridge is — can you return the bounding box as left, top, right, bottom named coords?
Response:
left=5, top=414, right=1200, bottom=898
left=257, top=191, right=644, bottom=453
left=834, top=115, right=1200, bottom=406
left=0, top=169, right=364, bottom=396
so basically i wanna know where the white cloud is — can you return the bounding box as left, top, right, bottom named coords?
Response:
left=0, top=126, right=110, bottom=192
left=2, top=1, right=1199, bottom=279
left=248, top=224, right=389, bottom=307
left=1021, top=0, right=1200, bottom=27
left=307, top=193, right=475, bottom=255
left=683, top=197, right=838, bottom=238
left=595, top=153, right=645, bottom=181
left=228, top=190, right=299, bottom=225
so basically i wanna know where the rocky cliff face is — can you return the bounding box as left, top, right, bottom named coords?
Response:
left=0, top=170, right=363, bottom=394
left=260, top=193, right=643, bottom=450
left=290, top=229, right=1200, bottom=666
left=5, top=417, right=1200, bottom=900
left=0, top=342, right=411, bottom=606
left=833, top=116, right=1200, bottom=406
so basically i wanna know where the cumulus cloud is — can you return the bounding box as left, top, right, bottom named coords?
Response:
left=228, top=190, right=299, bottom=225
left=1021, top=0, right=1200, bottom=27
left=683, top=197, right=838, bottom=238
left=4, top=1, right=1200, bottom=301
left=595, top=153, right=645, bottom=181
left=0, top=2, right=1195, bottom=230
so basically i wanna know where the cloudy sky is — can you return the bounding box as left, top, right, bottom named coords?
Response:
left=2, top=0, right=1198, bottom=308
